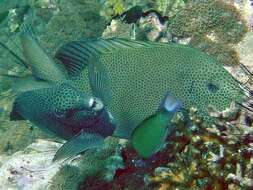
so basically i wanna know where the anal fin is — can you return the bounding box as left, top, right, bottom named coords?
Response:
left=53, top=130, right=104, bottom=162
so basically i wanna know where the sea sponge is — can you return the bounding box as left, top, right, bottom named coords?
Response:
left=168, top=0, right=247, bottom=44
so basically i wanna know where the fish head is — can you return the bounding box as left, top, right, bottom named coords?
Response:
left=187, top=64, right=244, bottom=122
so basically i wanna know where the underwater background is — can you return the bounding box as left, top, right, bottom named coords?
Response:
left=0, top=0, right=253, bottom=189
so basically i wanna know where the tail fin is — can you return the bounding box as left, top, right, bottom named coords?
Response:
left=0, top=41, right=28, bottom=69
left=0, top=27, right=52, bottom=94
left=19, top=24, right=67, bottom=82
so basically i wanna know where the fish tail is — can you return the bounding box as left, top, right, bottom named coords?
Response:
left=0, top=41, right=29, bottom=70
left=0, top=33, right=33, bottom=96
left=19, top=24, right=66, bottom=82
left=0, top=26, right=52, bottom=94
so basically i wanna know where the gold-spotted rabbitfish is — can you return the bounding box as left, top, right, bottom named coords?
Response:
left=1, top=32, right=115, bottom=161
left=131, top=92, right=181, bottom=158
left=1, top=32, right=246, bottom=160
left=56, top=38, right=244, bottom=138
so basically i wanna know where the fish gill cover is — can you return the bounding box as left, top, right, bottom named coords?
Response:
left=0, top=0, right=252, bottom=190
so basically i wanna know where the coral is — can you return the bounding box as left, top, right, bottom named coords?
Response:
left=169, top=0, right=247, bottom=43
left=102, top=0, right=246, bottom=65
left=50, top=165, right=83, bottom=190
left=189, top=35, right=240, bottom=65
left=37, top=0, right=106, bottom=54
left=236, top=32, right=253, bottom=67
left=103, top=13, right=172, bottom=43
left=102, top=19, right=134, bottom=39
left=0, top=139, right=62, bottom=190
left=100, top=0, right=143, bottom=20
left=166, top=0, right=248, bottom=65
left=150, top=0, right=186, bottom=17
left=144, top=105, right=253, bottom=189
left=101, top=0, right=186, bottom=20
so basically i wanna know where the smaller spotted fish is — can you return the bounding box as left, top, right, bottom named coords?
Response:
left=131, top=92, right=181, bottom=158
left=1, top=29, right=116, bottom=161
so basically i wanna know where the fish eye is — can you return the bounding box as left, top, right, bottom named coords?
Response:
left=207, top=82, right=219, bottom=93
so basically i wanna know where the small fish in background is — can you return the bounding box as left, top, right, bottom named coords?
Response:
left=131, top=92, right=181, bottom=158
left=118, top=6, right=167, bottom=24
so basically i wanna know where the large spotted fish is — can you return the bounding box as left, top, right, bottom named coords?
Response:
left=56, top=38, right=244, bottom=137
left=1, top=33, right=115, bottom=161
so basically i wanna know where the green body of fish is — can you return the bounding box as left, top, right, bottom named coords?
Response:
left=56, top=39, right=243, bottom=137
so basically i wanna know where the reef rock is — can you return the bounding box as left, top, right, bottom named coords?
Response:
left=0, top=139, right=62, bottom=190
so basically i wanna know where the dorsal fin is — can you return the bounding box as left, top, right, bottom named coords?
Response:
left=55, top=38, right=165, bottom=77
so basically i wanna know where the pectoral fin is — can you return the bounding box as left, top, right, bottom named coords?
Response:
left=53, top=130, right=104, bottom=162
left=88, top=57, right=112, bottom=105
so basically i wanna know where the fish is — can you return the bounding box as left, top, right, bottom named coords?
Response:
left=131, top=92, right=181, bottom=158
left=55, top=38, right=244, bottom=139
left=11, top=82, right=115, bottom=161
left=1, top=33, right=246, bottom=160
left=1, top=32, right=116, bottom=161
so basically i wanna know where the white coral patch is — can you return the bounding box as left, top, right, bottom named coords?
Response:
left=0, top=139, right=63, bottom=190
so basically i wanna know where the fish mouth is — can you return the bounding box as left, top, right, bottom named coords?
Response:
left=206, top=102, right=239, bottom=120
